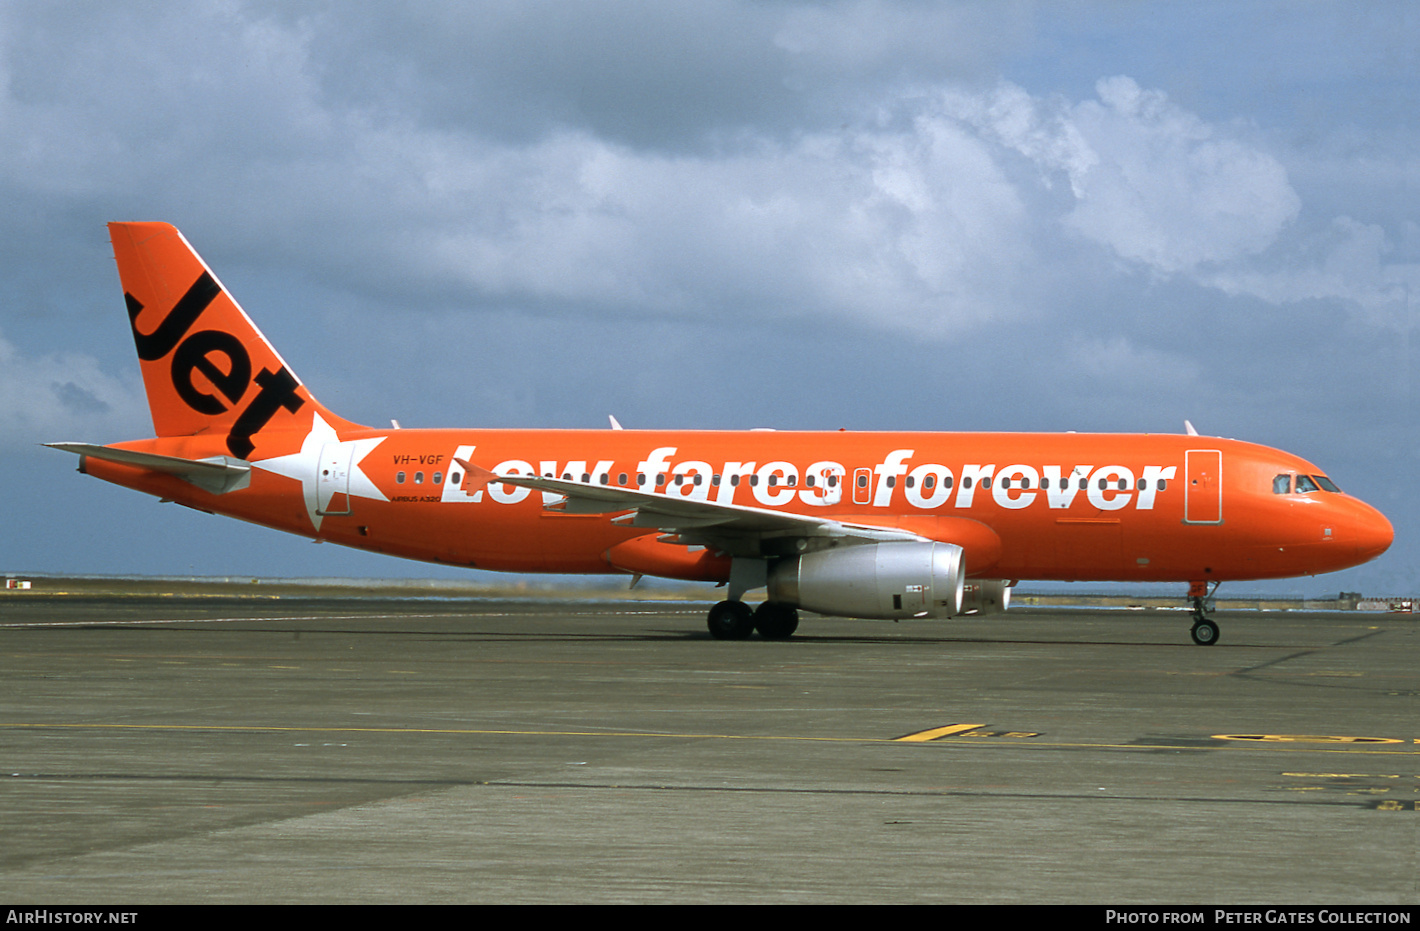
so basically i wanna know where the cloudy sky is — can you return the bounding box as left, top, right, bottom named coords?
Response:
left=2, top=1, right=1414, bottom=595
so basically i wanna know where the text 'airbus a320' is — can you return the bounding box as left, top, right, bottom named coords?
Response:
left=50, top=223, right=1393, bottom=644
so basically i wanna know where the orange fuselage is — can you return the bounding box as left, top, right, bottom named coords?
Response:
left=85, top=427, right=1392, bottom=586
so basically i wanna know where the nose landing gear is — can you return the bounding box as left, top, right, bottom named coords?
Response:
left=1188, top=580, right=1220, bottom=646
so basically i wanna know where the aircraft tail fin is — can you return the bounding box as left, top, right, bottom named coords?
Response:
left=109, top=222, right=361, bottom=457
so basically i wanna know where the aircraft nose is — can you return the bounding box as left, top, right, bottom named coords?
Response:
left=1334, top=499, right=1391, bottom=564
left=1348, top=499, right=1393, bottom=563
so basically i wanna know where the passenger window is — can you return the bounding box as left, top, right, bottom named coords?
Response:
left=396, top=471, right=405, bottom=484
left=415, top=472, right=424, bottom=484
left=433, top=471, right=442, bottom=485
left=1294, top=474, right=1320, bottom=494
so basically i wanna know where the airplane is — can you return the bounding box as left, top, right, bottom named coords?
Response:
left=49, top=222, right=1394, bottom=645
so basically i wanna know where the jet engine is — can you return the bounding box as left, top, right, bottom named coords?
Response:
left=766, top=542, right=965, bottom=619
left=959, top=579, right=1012, bottom=615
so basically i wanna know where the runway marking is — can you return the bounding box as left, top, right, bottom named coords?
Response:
left=1, top=721, right=1415, bottom=756
left=1282, top=772, right=1403, bottom=778
left=1276, top=772, right=1420, bottom=812
left=894, top=724, right=986, bottom=742
left=1214, top=734, right=1403, bottom=745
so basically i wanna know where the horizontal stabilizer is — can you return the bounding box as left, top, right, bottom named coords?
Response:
left=46, top=443, right=251, bottom=495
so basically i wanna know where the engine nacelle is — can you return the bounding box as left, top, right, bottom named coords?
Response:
left=767, top=542, right=965, bottom=619
left=959, top=579, right=1012, bottom=616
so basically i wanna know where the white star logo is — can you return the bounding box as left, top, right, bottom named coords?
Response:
left=252, top=412, right=387, bottom=531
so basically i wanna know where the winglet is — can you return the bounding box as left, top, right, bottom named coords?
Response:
left=1184, top=419, right=1199, bottom=436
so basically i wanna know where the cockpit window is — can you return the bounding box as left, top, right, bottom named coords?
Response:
left=1272, top=474, right=1291, bottom=495
left=1294, top=474, right=1320, bottom=494
left=1313, top=475, right=1340, bottom=493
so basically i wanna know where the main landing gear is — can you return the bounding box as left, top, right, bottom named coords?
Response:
left=1188, top=580, right=1219, bottom=646
left=706, top=600, right=800, bottom=640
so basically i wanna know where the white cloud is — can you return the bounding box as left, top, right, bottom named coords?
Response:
left=0, top=5, right=1405, bottom=358
left=365, top=118, right=1037, bottom=337
left=0, top=7, right=1334, bottom=345
left=1069, top=77, right=1300, bottom=272
left=0, top=332, right=147, bottom=448
left=1204, top=217, right=1420, bottom=331
left=947, top=76, right=1302, bottom=276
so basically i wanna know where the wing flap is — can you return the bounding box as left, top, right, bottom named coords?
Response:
left=456, top=459, right=926, bottom=554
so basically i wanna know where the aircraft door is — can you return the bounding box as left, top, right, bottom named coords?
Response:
left=852, top=468, right=872, bottom=505
left=1184, top=449, right=1222, bottom=524
left=317, top=442, right=354, bottom=516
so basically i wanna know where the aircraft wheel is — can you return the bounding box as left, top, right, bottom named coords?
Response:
left=707, top=600, right=754, bottom=640
left=753, top=601, right=800, bottom=640
left=1190, top=619, right=1220, bottom=646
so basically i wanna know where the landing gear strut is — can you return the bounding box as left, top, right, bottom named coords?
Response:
left=1188, top=580, right=1219, bottom=646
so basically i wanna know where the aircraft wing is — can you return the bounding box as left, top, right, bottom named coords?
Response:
left=457, top=460, right=925, bottom=556
left=47, top=443, right=252, bottom=495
